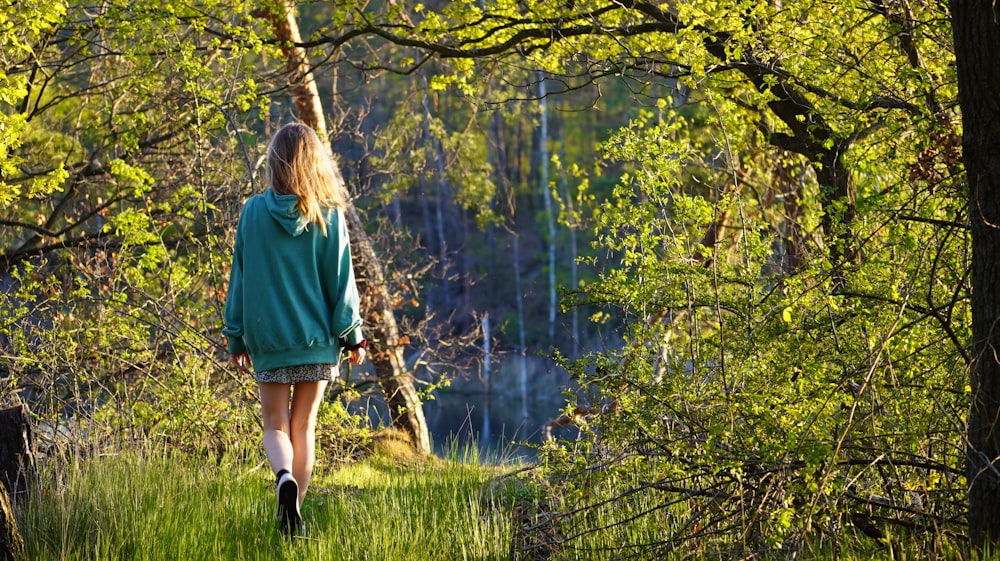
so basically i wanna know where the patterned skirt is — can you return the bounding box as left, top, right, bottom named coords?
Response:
left=255, top=363, right=339, bottom=384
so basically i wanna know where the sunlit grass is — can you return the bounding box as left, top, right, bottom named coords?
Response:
left=20, top=439, right=970, bottom=560
left=22, top=444, right=515, bottom=561
left=539, top=488, right=972, bottom=561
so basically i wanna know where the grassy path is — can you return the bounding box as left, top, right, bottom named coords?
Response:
left=22, top=450, right=515, bottom=561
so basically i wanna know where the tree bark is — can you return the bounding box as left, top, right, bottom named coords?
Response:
left=0, top=404, right=35, bottom=507
left=513, top=232, right=528, bottom=420
left=264, top=1, right=431, bottom=454
left=0, top=405, right=31, bottom=561
left=815, top=143, right=856, bottom=274
left=538, top=73, right=557, bottom=347
left=952, top=0, right=1000, bottom=549
left=775, top=161, right=805, bottom=271
left=422, top=92, right=453, bottom=313
left=0, top=483, right=25, bottom=561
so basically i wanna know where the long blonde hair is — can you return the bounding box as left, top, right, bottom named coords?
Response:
left=263, top=123, right=346, bottom=236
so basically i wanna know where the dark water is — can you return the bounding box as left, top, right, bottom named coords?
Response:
left=423, top=355, right=575, bottom=462
left=348, top=355, right=575, bottom=463
left=422, top=388, right=562, bottom=462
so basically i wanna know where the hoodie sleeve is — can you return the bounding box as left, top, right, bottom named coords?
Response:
left=326, top=207, right=364, bottom=346
left=223, top=204, right=249, bottom=355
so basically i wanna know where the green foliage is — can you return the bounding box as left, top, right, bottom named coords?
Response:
left=314, top=398, right=374, bottom=466
left=0, top=0, right=272, bottom=457
left=0, top=0, right=977, bottom=556
left=0, top=0, right=69, bottom=207
left=437, top=0, right=969, bottom=551
left=539, top=94, right=968, bottom=556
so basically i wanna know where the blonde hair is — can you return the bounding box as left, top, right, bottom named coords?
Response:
left=263, top=123, right=346, bottom=236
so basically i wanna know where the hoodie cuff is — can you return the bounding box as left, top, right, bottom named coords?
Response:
left=341, top=324, right=364, bottom=346
left=340, top=325, right=365, bottom=350
left=343, top=338, right=367, bottom=352
left=227, top=336, right=248, bottom=355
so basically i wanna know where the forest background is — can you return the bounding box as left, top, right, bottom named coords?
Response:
left=3, top=0, right=1000, bottom=558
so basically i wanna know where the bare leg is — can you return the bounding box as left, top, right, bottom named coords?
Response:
left=259, top=382, right=294, bottom=475
left=288, top=380, right=327, bottom=504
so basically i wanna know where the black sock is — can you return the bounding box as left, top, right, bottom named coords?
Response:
left=276, top=469, right=289, bottom=484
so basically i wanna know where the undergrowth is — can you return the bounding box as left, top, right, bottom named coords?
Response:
left=21, top=442, right=515, bottom=561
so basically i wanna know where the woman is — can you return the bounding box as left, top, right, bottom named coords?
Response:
left=223, top=123, right=367, bottom=537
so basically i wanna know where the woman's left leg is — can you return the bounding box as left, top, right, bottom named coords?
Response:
left=259, top=381, right=302, bottom=536
left=288, top=380, right=328, bottom=504
left=258, top=382, right=294, bottom=475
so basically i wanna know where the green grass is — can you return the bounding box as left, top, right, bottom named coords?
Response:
left=22, top=447, right=515, bottom=561
left=22, top=443, right=969, bottom=560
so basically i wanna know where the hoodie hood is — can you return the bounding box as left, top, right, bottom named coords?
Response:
left=264, top=188, right=308, bottom=237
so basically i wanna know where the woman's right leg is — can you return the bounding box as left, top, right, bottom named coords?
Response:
left=287, top=380, right=328, bottom=504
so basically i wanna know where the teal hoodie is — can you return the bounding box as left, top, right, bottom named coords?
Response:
left=223, top=188, right=363, bottom=373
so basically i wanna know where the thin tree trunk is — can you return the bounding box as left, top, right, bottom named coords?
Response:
left=419, top=173, right=435, bottom=315
left=422, top=91, right=452, bottom=313
left=513, top=231, right=528, bottom=420
left=487, top=113, right=504, bottom=303
left=953, top=0, right=1000, bottom=549
left=390, top=194, right=402, bottom=228
left=434, top=178, right=449, bottom=311
left=264, top=1, right=430, bottom=454
left=461, top=208, right=471, bottom=313
left=538, top=73, right=556, bottom=347
left=482, top=312, right=491, bottom=394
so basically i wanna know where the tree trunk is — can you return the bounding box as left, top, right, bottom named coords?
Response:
left=513, top=232, right=528, bottom=420
left=0, top=404, right=35, bottom=507
left=419, top=172, right=436, bottom=315
left=0, top=405, right=31, bottom=561
left=776, top=161, right=805, bottom=271
left=487, top=113, right=504, bottom=304
left=264, top=1, right=431, bottom=454
left=0, top=484, right=25, bottom=561
left=424, top=95, right=452, bottom=313
left=815, top=145, right=856, bottom=275
left=538, top=73, right=557, bottom=348
left=952, top=0, right=1000, bottom=549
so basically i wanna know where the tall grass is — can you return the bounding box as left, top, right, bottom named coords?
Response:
left=23, top=440, right=961, bottom=560
left=532, top=479, right=971, bottom=561
left=22, top=445, right=514, bottom=561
